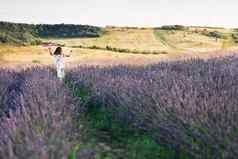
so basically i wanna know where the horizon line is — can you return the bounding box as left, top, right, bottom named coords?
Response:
left=0, top=20, right=236, bottom=29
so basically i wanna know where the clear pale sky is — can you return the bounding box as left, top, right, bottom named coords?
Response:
left=0, top=0, right=237, bottom=27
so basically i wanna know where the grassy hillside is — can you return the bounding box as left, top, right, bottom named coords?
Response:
left=46, top=28, right=167, bottom=52
left=47, top=26, right=238, bottom=54
left=0, top=22, right=40, bottom=45
left=0, top=21, right=102, bottom=45
left=1, top=22, right=237, bottom=52
left=1, top=24, right=238, bottom=67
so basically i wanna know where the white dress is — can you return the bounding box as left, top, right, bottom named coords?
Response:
left=53, top=55, right=65, bottom=80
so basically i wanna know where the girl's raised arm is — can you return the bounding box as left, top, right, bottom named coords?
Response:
left=48, top=47, right=53, bottom=56
left=63, top=48, right=72, bottom=57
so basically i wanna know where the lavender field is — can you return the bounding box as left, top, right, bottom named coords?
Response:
left=0, top=68, right=76, bottom=159
left=1, top=55, right=238, bottom=159
left=67, top=55, right=238, bottom=159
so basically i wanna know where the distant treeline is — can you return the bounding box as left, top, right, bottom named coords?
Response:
left=105, top=26, right=149, bottom=30
left=201, top=30, right=227, bottom=39
left=0, top=22, right=41, bottom=45
left=107, top=25, right=189, bottom=31
left=232, top=29, right=238, bottom=43
left=0, top=21, right=102, bottom=45
left=155, top=25, right=227, bottom=31
left=158, top=25, right=188, bottom=30
left=153, top=25, right=188, bottom=31
left=155, top=25, right=228, bottom=40
left=190, top=26, right=225, bottom=29
left=36, top=24, right=102, bottom=38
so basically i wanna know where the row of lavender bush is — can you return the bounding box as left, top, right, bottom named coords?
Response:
left=0, top=67, right=77, bottom=159
left=67, top=55, right=238, bottom=159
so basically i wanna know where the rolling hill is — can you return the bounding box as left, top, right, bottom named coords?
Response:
left=0, top=21, right=102, bottom=45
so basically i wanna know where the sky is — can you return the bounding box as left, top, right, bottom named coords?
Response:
left=0, top=0, right=237, bottom=28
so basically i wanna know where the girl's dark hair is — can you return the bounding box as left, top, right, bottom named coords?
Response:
left=54, top=47, right=62, bottom=55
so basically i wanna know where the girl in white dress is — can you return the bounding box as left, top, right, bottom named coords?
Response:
left=48, top=46, right=71, bottom=80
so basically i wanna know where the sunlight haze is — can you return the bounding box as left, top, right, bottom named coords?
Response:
left=0, top=0, right=237, bottom=27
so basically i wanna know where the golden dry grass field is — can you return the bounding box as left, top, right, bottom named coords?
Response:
left=1, top=27, right=238, bottom=68
left=45, top=27, right=238, bottom=52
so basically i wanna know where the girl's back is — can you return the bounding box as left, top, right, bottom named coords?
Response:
left=53, top=55, right=64, bottom=69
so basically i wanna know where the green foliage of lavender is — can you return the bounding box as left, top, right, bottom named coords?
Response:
left=67, top=55, right=238, bottom=159
left=0, top=68, right=181, bottom=159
